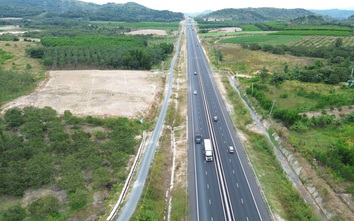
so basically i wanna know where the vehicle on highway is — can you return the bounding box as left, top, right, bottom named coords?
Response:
left=195, top=134, right=202, bottom=144
left=204, top=139, right=213, bottom=162
left=194, top=71, right=197, bottom=75
left=213, top=116, right=218, bottom=122
left=228, top=146, right=235, bottom=153
left=193, top=90, right=197, bottom=95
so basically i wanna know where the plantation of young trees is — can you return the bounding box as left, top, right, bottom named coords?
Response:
left=26, top=35, right=174, bottom=70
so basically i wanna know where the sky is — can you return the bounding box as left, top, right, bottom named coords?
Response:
left=80, top=0, right=354, bottom=13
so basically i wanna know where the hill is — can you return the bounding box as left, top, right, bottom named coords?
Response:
left=0, top=0, right=184, bottom=22
left=289, top=15, right=331, bottom=25
left=310, top=9, right=354, bottom=20
left=198, top=7, right=315, bottom=23
left=0, top=0, right=97, bottom=13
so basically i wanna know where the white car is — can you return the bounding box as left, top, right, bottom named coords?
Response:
left=228, top=146, right=235, bottom=153
left=193, top=90, right=197, bottom=95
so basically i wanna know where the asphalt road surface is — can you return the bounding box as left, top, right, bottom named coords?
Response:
left=186, top=19, right=271, bottom=221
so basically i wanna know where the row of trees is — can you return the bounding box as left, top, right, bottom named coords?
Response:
left=26, top=41, right=174, bottom=70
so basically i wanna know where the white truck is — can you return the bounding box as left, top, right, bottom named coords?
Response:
left=204, top=139, right=213, bottom=162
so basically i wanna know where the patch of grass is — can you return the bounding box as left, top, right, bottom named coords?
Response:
left=0, top=49, right=14, bottom=63
left=240, top=25, right=263, bottom=31
left=217, top=44, right=315, bottom=74
left=170, top=186, right=188, bottom=220
left=0, top=41, right=44, bottom=74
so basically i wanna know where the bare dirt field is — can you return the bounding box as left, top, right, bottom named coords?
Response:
left=127, top=29, right=168, bottom=36
left=1, top=70, right=163, bottom=118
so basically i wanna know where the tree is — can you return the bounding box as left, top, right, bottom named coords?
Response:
left=260, top=67, right=269, bottom=84
left=4, top=108, right=24, bottom=129
left=68, top=189, right=88, bottom=210
left=93, top=167, right=111, bottom=189
left=335, top=38, right=343, bottom=48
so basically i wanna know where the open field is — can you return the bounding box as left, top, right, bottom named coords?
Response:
left=127, top=29, right=168, bottom=36
left=1, top=70, right=163, bottom=119
left=0, top=40, right=43, bottom=73
left=218, top=44, right=316, bottom=74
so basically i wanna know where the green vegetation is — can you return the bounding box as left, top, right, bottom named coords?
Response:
left=255, top=22, right=288, bottom=30
left=26, top=35, right=174, bottom=70
left=0, top=106, right=145, bottom=219
left=0, top=69, right=37, bottom=105
left=238, top=57, right=354, bottom=197
left=239, top=25, right=262, bottom=31
left=0, top=34, right=20, bottom=42
left=0, top=1, right=184, bottom=22
left=41, top=35, right=146, bottom=47
left=197, top=8, right=315, bottom=23
left=220, top=35, right=304, bottom=46
left=0, top=49, right=14, bottom=64
left=274, top=30, right=350, bottom=36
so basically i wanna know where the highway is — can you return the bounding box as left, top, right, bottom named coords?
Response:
left=186, top=19, right=271, bottom=221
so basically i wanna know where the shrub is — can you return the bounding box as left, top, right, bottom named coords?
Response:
left=28, top=196, right=61, bottom=219
left=68, top=189, right=88, bottom=210
left=272, top=108, right=302, bottom=127
left=2, top=204, right=27, bottom=221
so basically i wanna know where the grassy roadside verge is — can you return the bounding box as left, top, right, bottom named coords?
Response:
left=220, top=74, right=320, bottom=220
left=131, top=29, right=188, bottom=220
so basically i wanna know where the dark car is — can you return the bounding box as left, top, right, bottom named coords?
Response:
left=195, top=134, right=202, bottom=144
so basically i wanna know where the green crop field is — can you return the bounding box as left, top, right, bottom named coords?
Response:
left=239, top=25, right=263, bottom=31
left=41, top=35, right=146, bottom=47
left=201, top=31, right=277, bottom=38
left=273, top=30, right=350, bottom=36
left=274, top=26, right=352, bottom=36
left=288, top=36, right=354, bottom=47
left=219, top=35, right=304, bottom=45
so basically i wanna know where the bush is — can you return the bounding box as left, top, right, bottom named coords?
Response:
left=28, top=196, right=61, bottom=219
left=272, top=108, right=302, bottom=127
left=2, top=204, right=27, bottom=221
left=68, top=189, right=88, bottom=210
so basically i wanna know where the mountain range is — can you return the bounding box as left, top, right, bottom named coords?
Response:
left=0, top=0, right=353, bottom=23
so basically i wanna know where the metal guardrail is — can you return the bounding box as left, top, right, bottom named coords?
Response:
left=106, top=131, right=147, bottom=221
